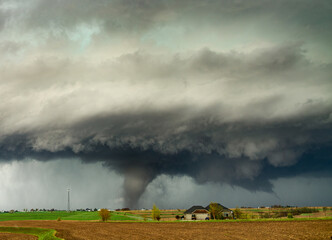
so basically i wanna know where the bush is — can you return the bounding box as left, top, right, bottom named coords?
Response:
left=99, top=209, right=111, bottom=222
left=272, top=211, right=287, bottom=218
left=175, top=215, right=180, bottom=220
left=263, top=213, right=270, bottom=218
left=156, top=216, right=161, bottom=221
left=234, top=207, right=243, bottom=219
left=287, top=213, right=293, bottom=218
left=57, top=217, right=61, bottom=221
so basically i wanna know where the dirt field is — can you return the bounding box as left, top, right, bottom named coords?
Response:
left=0, top=220, right=331, bottom=240
left=0, top=233, right=37, bottom=240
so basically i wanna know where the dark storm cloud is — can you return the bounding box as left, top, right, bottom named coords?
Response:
left=1, top=0, right=332, bottom=208
left=1, top=102, right=331, bottom=207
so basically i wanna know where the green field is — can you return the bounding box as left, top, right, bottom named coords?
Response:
left=0, top=209, right=330, bottom=223
left=0, top=226, right=61, bottom=240
left=0, top=211, right=141, bottom=222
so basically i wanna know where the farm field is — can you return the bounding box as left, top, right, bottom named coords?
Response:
left=1, top=207, right=330, bottom=223
left=0, top=220, right=331, bottom=240
left=1, top=207, right=331, bottom=222
left=125, top=207, right=332, bottom=221
left=235, top=207, right=332, bottom=219
left=0, top=232, right=37, bottom=240
left=0, top=226, right=60, bottom=240
left=0, top=211, right=140, bottom=222
left=124, top=209, right=184, bottom=221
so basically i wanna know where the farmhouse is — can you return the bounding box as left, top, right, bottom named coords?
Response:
left=184, top=206, right=210, bottom=220
left=184, top=203, right=233, bottom=220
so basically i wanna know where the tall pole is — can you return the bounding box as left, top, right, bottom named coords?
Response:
left=67, top=188, right=70, bottom=212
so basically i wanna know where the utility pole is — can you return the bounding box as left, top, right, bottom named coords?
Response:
left=67, top=188, right=70, bottom=212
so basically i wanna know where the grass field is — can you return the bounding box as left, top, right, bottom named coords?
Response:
left=0, top=211, right=141, bottom=222
left=0, top=226, right=61, bottom=240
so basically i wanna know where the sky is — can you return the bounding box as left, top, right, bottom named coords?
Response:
left=0, top=0, right=332, bottom=210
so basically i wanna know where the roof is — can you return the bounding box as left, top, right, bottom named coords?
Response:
left=205, top=203, right=231, bottom=212
left=185, top=203, right=232, bottom=214
left=184, top=206, right=207, bottom=214
left=193, top=209, right=209, bottom=214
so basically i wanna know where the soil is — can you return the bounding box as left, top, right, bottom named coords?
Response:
left=0, top=220, right=331, bottom=240
left=0, top=233, right=37, bottom=240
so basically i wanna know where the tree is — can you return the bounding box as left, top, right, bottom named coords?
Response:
left=234, top=207, right=243, bottom=219
left=99, top=209, right=111, bottom=222
left=209, top=202, right=223, bottom=220
left=151, top=204, right=160, bottom=221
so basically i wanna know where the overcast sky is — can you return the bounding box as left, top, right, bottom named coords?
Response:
left=0, top=0, right=331, bottom=210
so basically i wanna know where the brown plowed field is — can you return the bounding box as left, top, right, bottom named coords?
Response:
left=0, top=233, right=37, bottom=240
left=0, top=220, right=331, bottom=240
